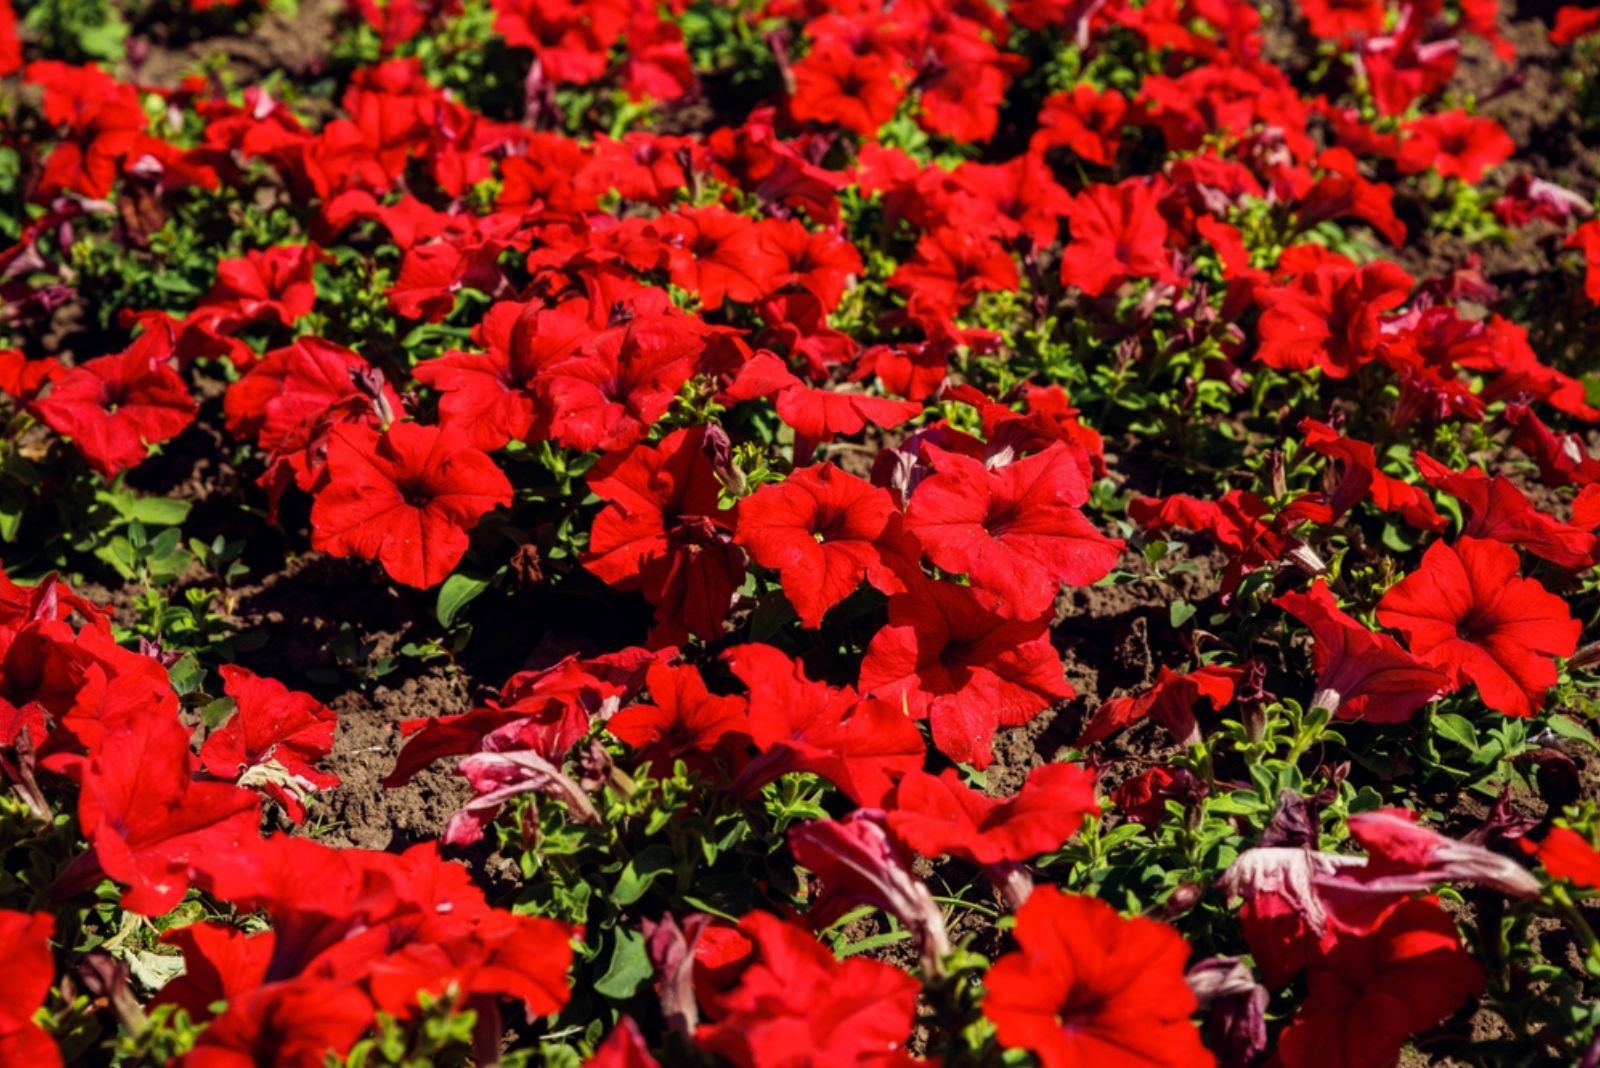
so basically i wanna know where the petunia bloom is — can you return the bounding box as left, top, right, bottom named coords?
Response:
left=903, top=443, right=1122, bottom=620
left=886, top=762, right=1098, bottom=868
left=1532, top=826, right=1600, bottom=889
left=1080, top=664, right=1243, bottom=746
left=734, top=463, right=919, bottom=628
left=1275, top=581, right=1448, bottom=723
left=310, top=422, right=513, bottom=589
left=1414, top=452, right=1597, bottom=569
left=68, top=707, right=261, bottom=916
left=1274, top=899, right=1483, bottom=1068
left=724, top=643, right=922, bottom=807
left=887, top=761, right=1098, bottom=905
left=583, top=426, right=743, bottom=643
left=606, top=661, right=748, bottom=776
left=984, top=886, right=1211, bottom=1068
left=1254, top=261, right=1413, bottom=379
left=32, top=328, right=197, bottom=478
left=1396, top=110, right=1514, bottom=184
left=695, top=911, right=921, bottom=1068
left=1376, top=537, right=1580, bottom=717
left=0, top=911, right=60, bottom=1068
left=1300, top=418, right=1444, bottom=532
left=1058, top=179, right=1178, bottom=297
left=859, top=578, right=1072, bottom=769
left=199, top=665, right=339, bottom=823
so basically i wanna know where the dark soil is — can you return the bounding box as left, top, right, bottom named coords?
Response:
left=318, top=667, right=472, bottom=851
left=123, top=0, right=343, bottom=87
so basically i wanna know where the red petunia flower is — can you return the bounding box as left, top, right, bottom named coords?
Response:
left=1533, top=826, right=1600, bottom=889
left=408, top=298, right=545, bottom=451
left=0, top=911, right=60, bottom=1068
left=984, top=886, right=1211, bottom=1068
left=24, top=61, right=147, bottom=200
left=0, top=0, right=19, bottom=78
left=1274, top=899, right=1482, bottom=1068
left=1300, top=418, right=1444, bottom=532
left=0, top=349, right=63, bottom=403
left=886, top=761, right=1099, bottom=867
left=695, top=911, right=921, bottom=1068
left=858, top=577, right=1072, bottom=769
left=657, top=205, right=788, bottom=311
left=762, top=218, right=865, bottom=311
left=588, top=1017, right=660, bottom=1068
left=222, top=336, right=399, bottom=495
left=386, top=648, right=655, bottom=787
left=723, top=351, right=924, bottom=464
left=735, top=463, right=919, bottom=628
left=1058, top=179, right=1178, bottom=297
left=1128, top=488, right=1331, bottom=596
left=1565, top=219, right=1600, bottom=305
left=200, top=243, right=321, bottom=329
left=724, top=643, right=922, bottom=807
left=1112, top=765, right=1200, bottom=827
left=948, top=152, right=1075, bottom=250
left=32, top=328, right=198, bottom=479
left=310, top=422, right=513, bottom=589
left=1552, top=4, right=1600, bottom=44
left=153, top=923, right=274, bottom=1023
left=584, top=426, right=743, bottom=643
left=1032, top=84, right=1128, bottom=165
left=1080, top=663, right=1244, bottom=746
left=70, top=707, right=261, bottom=916
left=1363, top=37, right=1461, bottom=118
left=788, top=46, right=905, bottom=137
left=903, top=443, right=1123, bottom=620
left=1415, top=452, right=1598, bottom=569
left=1254, top=261, right=1413, bottom=378
left=889, top=226, right=1019, bottom=320
left=1299, top=0, right=1386, bottom=39
left=182, top=979, right=375, bottom=1067
left=607, top=661, right=748, bottom=776
left=535, top=304, right=706, bottom=454
left=1396, top=110, right=1514, bottom=184
left=1276, top=581, right=1448, bottom=723
left=1376, top=537, right=1580, bottom=717
left=199, top=665, right=340, bottom=823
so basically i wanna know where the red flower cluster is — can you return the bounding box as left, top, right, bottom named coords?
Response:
left=4, top=0, right=1595, bottom=1060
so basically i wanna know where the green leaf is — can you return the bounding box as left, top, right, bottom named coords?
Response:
left=168, top=654, right=205, bottom=696
left=610, top=844, right=676, bottom=906
left=435, top=573, right=489, bottom=628
left=1547, top=714, right=1599, bottom=751
left=1433, top=712, right=1480, bottom=751
left=592, top=927, right=651, bottom=1000
left=93, top=537, right=137, bottom=580
left=200, top=697, right=236, bottom=729
left=1169, top=600, right=1197, bottom=628
left=838, top=930, right=911, bottom=958
left=1098, top=823, right=1147, bottom=850
left=129, top=497, right=192, bottom=526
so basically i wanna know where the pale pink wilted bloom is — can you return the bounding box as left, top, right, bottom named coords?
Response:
left=789, top=809, right=951, bottom=975
left=443, top=749, right=600, bottom=846
left=1344, top=808, right=1542, bottom=900
left=1222, top=810, right=1540, bottom=940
